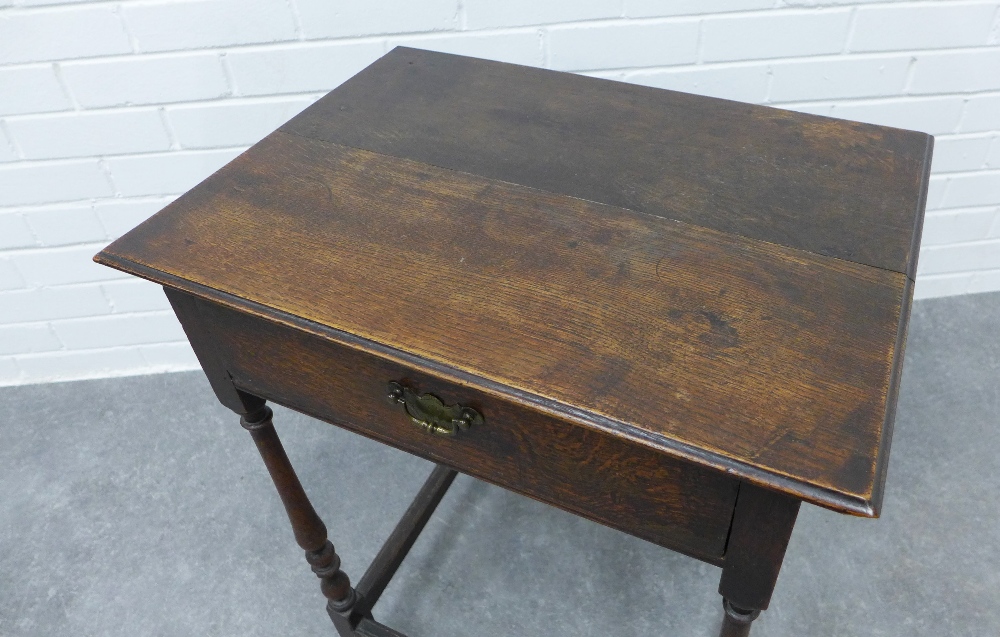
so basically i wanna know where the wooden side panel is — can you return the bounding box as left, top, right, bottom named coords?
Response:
left=165, top=287, right=263, bottom=415
left=190, top=294, right=740, bottom=564
left=283, top=47, right=932, bottom=276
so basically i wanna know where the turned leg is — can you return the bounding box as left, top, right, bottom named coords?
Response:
left=717, top=482, right=801, bottom=637
left=241, top=403, right=359, bottom=636
left=166, top=290, right=361, bottom=633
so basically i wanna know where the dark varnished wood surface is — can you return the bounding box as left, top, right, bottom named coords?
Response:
left=283, top=47, right=932, bottom=277
left=187, top=292, right=740, bottom=563
left=718, top=483, right=801, bottom=611
left=93, top=49, right=935, bottom=636
left=99, top=128, right=912, bottom=516
left=236, top=402, right=359, bottom=632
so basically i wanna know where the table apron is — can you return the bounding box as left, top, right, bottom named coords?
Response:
left=175, top=290, right=741, bottom=565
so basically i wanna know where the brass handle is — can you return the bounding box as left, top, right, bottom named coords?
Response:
left=386, top=381, right=483, bottom=436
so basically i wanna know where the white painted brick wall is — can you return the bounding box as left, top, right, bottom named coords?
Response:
left=294, top=0, right=458, bottom=39
left=0, top=259, right=25, bottom=290
left=849, top=2, right=997, bottom=52
left=963, top=95, right=1000, bottom=131
left=166, top=96, right=314, bottom=148
left=624, top=63, right=772, bottom=102
left=768, top=56, right=911, bottom=101
left=61, top=53, right=231, bottom=108
left=548, top=20, right=700, bottom=70
left=0, top=64, right=69, bottom=115
left=910, top=50, right=1000, bottom=94
left=702, top=10, right=854, bottom=62
left=0, top=211, right=33, bottom=249
left=0, top=136, right=16, bottom=162
left=9, top=109, right=173, bottom=159
left=121, top=0, right=298, bottom=51
left=226, top=42, right=384, bottom=95
left=826, top=96, right=967, bottom=135
left=104, top=149, right=241, bottom=196
left=25, top=203, right=106, bottom=245
left=627, top=0, right=774, bottom=17
left=388, top=31, right=544, bottom=66
left=0, top=160, right=113, bottom=205
left=464, top=0, right=620, bottom=29
left=0, top=5, right=131, bottom=64
left=932, top=136, right=994, bottom=172
left=1, top=0, right=998, bottom=387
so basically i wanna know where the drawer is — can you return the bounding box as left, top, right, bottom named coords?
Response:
left=179, top=292, right=740, bottom=564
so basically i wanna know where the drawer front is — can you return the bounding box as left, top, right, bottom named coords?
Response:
left=192, top=296, right=739, bottom=564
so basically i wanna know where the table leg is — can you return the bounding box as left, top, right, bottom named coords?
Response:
left=166, top=290, right=363, bottom=633
left=719, top=599, right=760, bottom=637
left=240, top=403, right=360, bottom=637
left=717, top=482, right=800, bottom=637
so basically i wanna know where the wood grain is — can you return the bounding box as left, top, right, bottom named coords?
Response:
left=98, top=130, right=909, bottom=515
left=189, top=291, right=740, bottom=563
left=282, top=47, right=932, bottom=277
left=718, top=483, right=801, bottom=611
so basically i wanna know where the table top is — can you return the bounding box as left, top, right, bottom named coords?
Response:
left=96, top=47, right=932, bottom=517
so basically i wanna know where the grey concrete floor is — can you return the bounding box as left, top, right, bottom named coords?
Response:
left=2, top=291, right=998, bottom=637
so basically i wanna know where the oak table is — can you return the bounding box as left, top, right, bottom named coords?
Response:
left=95, top=48, right=932, bottom=636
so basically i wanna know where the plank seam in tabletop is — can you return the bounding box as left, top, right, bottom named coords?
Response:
left=277, top=124, right=925, bottom=285
left=94, top=251, right=893, bottom=517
